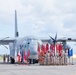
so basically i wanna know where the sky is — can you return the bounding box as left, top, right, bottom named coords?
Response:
left=0, top=0, right=76, bottom=54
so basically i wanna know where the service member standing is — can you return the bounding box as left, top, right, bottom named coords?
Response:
left=3, top=54, right=6, bottom=63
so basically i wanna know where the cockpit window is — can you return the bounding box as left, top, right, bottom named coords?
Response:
left=28, top=42, right=30, bottom=44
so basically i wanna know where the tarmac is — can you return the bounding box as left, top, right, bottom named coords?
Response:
left=0, top=59, right=76, bottom=75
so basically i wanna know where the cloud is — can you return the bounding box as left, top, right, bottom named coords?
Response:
left=63, top=14, right=76, bottom=28
left=0, top=0, right=76, bottom=54
left=0, top=0, right=76, bottom=38
left=55, top=0, right=76, bottom=14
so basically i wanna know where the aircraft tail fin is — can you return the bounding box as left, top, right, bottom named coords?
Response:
left=15, top=10, right=19, bottom=37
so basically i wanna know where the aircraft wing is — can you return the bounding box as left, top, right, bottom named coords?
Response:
left=57, top=38, right=76, bottom=42
left=41, top=38, right=76, bottom=43
left=0, top=38, right=16, bottom=45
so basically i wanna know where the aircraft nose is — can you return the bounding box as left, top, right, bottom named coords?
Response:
left=33, top=50, right=38, bottom=54
left=30, top=48, right=38, bottom=55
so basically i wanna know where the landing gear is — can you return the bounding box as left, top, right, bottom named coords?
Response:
left=29, top=59, right=32, bottom=64
left=10, top=57, right=15, bottom=64
left=35, top=60, right=38, bottom=63
left=33, top=59, right=35, bottom=64
left=28, top=59, right=37, bottom=64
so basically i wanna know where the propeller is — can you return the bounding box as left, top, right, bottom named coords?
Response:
left=49, top=34, right=71, bottom=51
left=49, top=33, right=57, bottom=44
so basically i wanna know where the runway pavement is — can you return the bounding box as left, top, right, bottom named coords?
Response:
left=0, top=59, right=76, bottom=75
left=0, top=63, right=76, bottom=75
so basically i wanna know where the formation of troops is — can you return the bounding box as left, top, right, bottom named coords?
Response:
left=38, top=43, right=73, bottom=65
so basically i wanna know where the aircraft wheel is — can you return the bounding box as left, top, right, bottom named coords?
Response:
left=33, top=59, right=35, bottom=64
left=29, top=59, right=32, bottom=64
left=10, top=57, right=15, bottom=64
left=35, top=60, right=38, bottom=63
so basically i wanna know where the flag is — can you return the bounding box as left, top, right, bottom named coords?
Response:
left=50, top=44, right=55, bottom=50
left=18, top=50, right=21, bottom=62
left=56, top=44, right=59, bottom=52
left=68, top=49, right=73, bottom=58
left=27, top=50, right=30, bottom=58
left=46, top=43, right=49, bottom=52
left=41, top=44, right=46, bottom=53
left=24, top=51, right=27, bottom=61
left=38, top=44, right=40, bottom=53
left=59, top=44, right=62, bottom=53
